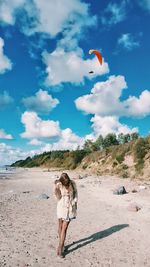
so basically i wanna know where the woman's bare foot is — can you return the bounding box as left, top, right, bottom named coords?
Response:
left=57, top=246, right=65, bottom=258
left=57, top=246, right=60, bottom=256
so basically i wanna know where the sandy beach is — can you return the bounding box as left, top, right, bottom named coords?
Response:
left=0, top=168, right=150, bottom=267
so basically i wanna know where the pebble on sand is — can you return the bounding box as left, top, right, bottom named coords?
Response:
left=127, top=203, right=141, bottom=212
left=37, top=193, right=50, bottom=200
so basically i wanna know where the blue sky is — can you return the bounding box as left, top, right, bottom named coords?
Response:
left=0, top=0, right=150, bottom=165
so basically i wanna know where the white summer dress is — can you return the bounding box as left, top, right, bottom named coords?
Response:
left=54, top=180, right=78, bottom=222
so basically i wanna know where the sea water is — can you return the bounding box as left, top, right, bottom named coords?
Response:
left=0, top=165, right=15, bottom=179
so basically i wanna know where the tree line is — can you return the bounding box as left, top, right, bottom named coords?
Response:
left=83, top=132, right=139, bottom=153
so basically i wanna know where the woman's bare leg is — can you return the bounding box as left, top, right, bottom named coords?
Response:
left=57, top=219, right=63, bottom=255
left=58, top=221, right=70, bottom=256
left=58, top=219, right=63, bottom=239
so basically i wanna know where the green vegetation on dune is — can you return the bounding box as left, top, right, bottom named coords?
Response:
left=11, top=133, right=150, bottom=179
left=11, top=149, right=88, bottom=170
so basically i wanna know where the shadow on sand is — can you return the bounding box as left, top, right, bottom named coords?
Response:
left=65, top=224, right=129, bottom=255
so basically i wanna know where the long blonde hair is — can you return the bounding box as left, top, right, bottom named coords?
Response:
left=59, top=173, right=76, bottom=198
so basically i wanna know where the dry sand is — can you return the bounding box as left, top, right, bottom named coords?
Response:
left=0, top=168, right=150, bottom=267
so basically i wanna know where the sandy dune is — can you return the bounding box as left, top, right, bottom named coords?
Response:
left=0, top=168, right=150, bottom=267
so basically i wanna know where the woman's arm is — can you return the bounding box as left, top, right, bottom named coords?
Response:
left=54, top=181, right=62, bottom=200
left=71, top=180, right=78, bottom=203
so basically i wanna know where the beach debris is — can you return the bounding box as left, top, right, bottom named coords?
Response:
left=37, top=193, right=49, bottom=200
left=127, top=203, right=141, bottom=212
left=89, top=49, right=103, bottom=65
left=22, top=191, right=30, bottom=194
left=74, top=174, right=83, bottom=179
left=73, top=173, right=90, bottom=180
left=131, top=189, right=138, bottom=193
left=113, top=186, right=127, bottom=195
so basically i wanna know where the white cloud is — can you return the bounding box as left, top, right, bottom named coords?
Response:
left=20, top=111, right=84, bottom=150
left=75, top=75, right=150, bottom=118
left=75, top=75, right=150, bottom=136
left=0, top=37, right=12, bottom=74
left=22, top=0, right=96, bottom=37
left=0, top=129, right=83, bottom=165
left=0, top=129, right=13, bottom=139
left=0, top=0, right=25, bottom=25
left=0, top=141, right=41, bottom=165
left=21, top=111, right=61, bottom=139
left=118, top=33, right=140, bottom=51
left=91, top=115, right=138, bottom=137
left=1, top=114, right=137, bottom=165
left=124, top=90, right=150, bottom=117
left=28, top=138, right=43, bottom=146
left=0, top=1, right=98, bottom=86
left=0, top=0, right=96, bottom=40
left=75, top=75, right=127, bottom=115
left=22, top=89, right=59, bottom=113
left=0, top=91, right=13, bottom=108
left=101, top=1, right=128, bottom=25
left=41, top=128, right=84, bottom=151
left=42, top=48, right=109, bottom=86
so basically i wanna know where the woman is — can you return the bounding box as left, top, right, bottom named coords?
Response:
left=54, top=173, right=78, bottom=258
